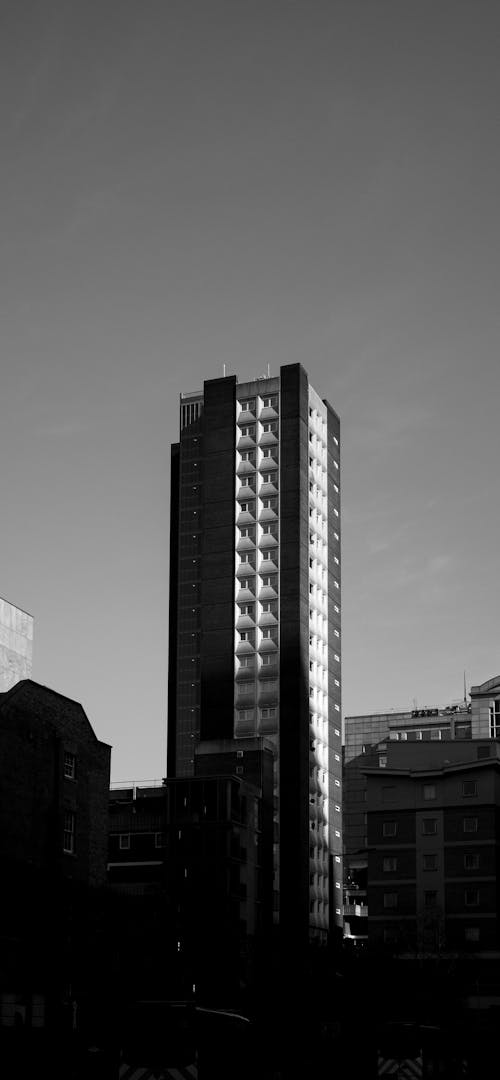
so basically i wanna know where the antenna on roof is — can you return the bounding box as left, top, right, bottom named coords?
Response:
left=464, top=670, right=467, bottom=704
left=267, top=363, right=270, bottom=377
left=223, top=363, right=226, bottom=377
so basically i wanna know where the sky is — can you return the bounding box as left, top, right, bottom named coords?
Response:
left=1, top=0, right=500, bottom=781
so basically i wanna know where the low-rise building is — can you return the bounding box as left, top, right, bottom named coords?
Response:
left=0, top=679, right=110, bottom=1034
left=343, top=699, right=471, bottom=943
left=364, top=738, right=500, bottom=957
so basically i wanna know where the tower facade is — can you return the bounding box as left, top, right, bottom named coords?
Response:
left=168, top=363, right=342, bottom=943
left=0, top=597, right=33, bottom=692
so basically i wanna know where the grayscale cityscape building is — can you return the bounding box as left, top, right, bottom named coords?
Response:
left=167, top=363, right=343, bottom=947
left=0, top=596, right=33, bottom=692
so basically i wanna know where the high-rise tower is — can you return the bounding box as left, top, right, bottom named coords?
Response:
left=168, top=363, right=342, bottom=945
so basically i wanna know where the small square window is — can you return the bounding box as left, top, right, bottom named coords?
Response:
left=383, top=857, right=397, bottom=872
left=422, top=819, right=437, bottom=836
left=465, top=889, right=479, bottom=907
left=462, top=780, right=477, bottom=798
left=463, top=817, right=478, bottom=833
left=424, top=890, right=438, bottom=907
left=383, top=821, right=397, bottom=837
left=465, top=927, right=480, bottom=942
left=154, top=832, right=164, bottom=848
left=119, top=834, right=130, bottom=850
left=423, top=784, right=436, bottom=801
left=464, top=853, right=480, bottom=870
left=423, top=854, right=437, bottom=871
left=383, top=892, right=398, bottom=909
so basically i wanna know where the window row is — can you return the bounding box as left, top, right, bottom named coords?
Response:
left=238, top=497, right=278, bottom=513
left=115, top=832, right=165, bottom=850
left=383, top=888, right=482, bottom=909
left=383, top=852, right=482, bottom=872
left=383, top=817, right=481, bottom=837
left=238, top=421, right=278, bottom=438
left=236, top=706, right=277, bottom=721
left=237, top=395, right=278, bottom=414
left=423, top=781, right=479, bottom=800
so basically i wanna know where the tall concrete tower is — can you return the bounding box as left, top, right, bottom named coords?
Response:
left=167, top=363, right=342, bottom=946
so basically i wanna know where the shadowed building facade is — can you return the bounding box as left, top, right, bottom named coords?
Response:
left=167, top=364, right=343, bottom=956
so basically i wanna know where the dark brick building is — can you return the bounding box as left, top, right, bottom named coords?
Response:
left=0, top=679, right=110, bottom=1035
left=108, top=740, right=274, bottom=1007
left=364, top=739, right=500, bottom=957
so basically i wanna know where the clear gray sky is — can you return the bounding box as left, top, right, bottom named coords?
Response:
left=2, top=1, right=500, bottom=781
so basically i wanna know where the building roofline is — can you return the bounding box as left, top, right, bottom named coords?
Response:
left=0, top=679, right=112, bottom=749
left=0, top=595, right=33, bottom=619
left=363, top=756, right=500, bottom=780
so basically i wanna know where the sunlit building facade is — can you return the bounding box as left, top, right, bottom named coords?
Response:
left=0, top=597, right=33, bottom=692
left=167, top=363, right=342, bottom=945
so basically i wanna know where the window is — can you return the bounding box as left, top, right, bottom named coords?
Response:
left=422, top=819, right=437, bottom=835
left=240, top=578, right=253, bottom=590
left=239, top=527, right=254, bottom=539
left=383, top=893, right=398, bottom=909
left=489, top=700, right=500, bottom=738
left=240, top=502, right=249, bottom=512
left=424, top=890, right=438, bottom=908
left=64, top=752, right=76, bottom=780
left=239, top=656, right=254, bottom=668
left=236, top=750, right=244, bottom=758
left=240, top=451, right=255, bottom=463
left=262, top=524, right=274, bottom=534
left=63, top=812, right=75, bottom=854
left=464, top=853, right=480, bottom=870
left=465, top=889, right=479, bottom=907
left=261, top=575, right=277, bottom=588
left=240, top=553, right=252, bottom=564
left=240, top=399, right=255, bottom=411
left=430, top=729, right=441, bottom=741
left=423, top=784, right=436, bottom=801
left=119, top=834, right=130, bottom=850
left=239, top=631, right=251, bottom=642
left=240, top=604, right=254, bottom=616
left=262, top=396, right=277, bottom=408
left=241, top=425, right=255, bottom=437
left=265, top=472, right=278, bottom=484
left=261, top=497, right=276, bottom=510
left=379, top=755, right=387, bottom=768
left=383, top=857, right=397, bottom=872
left=463, top=817, right=478, bottom=833
left=261, top=707, right=276, bottom=720
left=155, top=832, right=164, bottom=848
left=465, top=927, right=480, bottom=942
left=261, top=654, right=274, bottom=667
left=383, top=821, right=397, bottom=837
left=262, top=448, right=273, bottom=458
left=423, top=853, right=437, bottom=871
left=462, top=780, right=477, bottom=798
left=262, top=421, right=277, bottom=433
left=261, top=628, right=273, bottom=639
